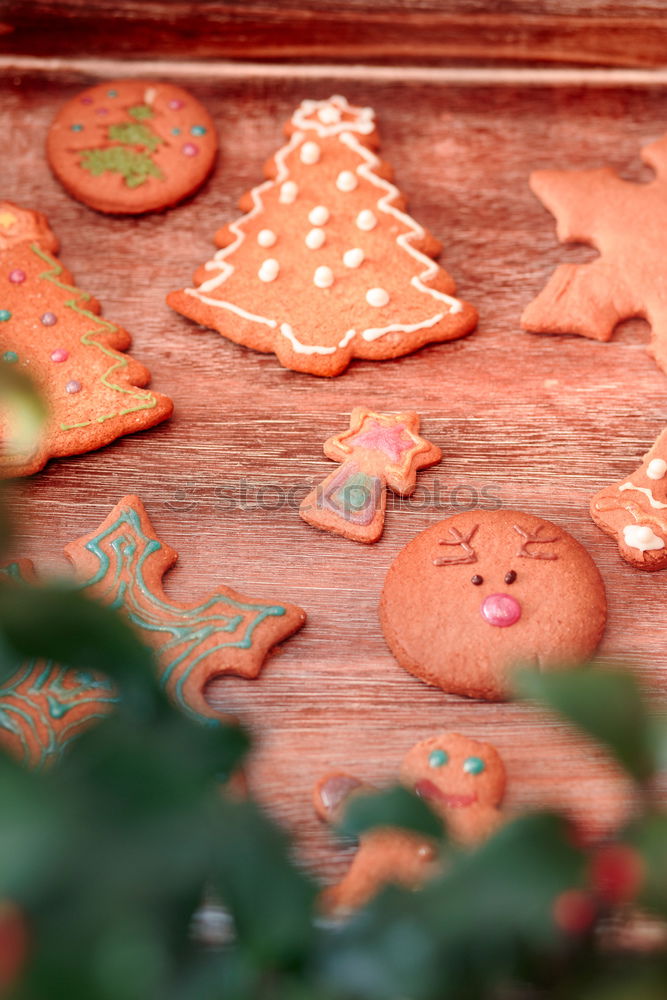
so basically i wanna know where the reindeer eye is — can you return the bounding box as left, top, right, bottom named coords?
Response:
left=471, top=574, right=483, bottom=586
left=504, top=570, right=517, bottom=585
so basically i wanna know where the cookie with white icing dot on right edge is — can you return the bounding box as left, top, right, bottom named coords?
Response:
left=591, top=428, right=667, bottom=570
left=379, top=509, right=607, bottom=702
left=167, top=95, right=477, bottom=376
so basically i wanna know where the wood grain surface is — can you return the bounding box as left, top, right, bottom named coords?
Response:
left=4, top=1, right=667, bottom=68
left=3, top=67, right=667, bottom=886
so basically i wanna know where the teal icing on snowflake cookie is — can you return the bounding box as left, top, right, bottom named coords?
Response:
left=0, top=497, right=306, bottom=765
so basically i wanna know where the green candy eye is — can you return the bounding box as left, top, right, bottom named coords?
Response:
left=463, top=756, right=485, bottom=775
left=428, top=749, right=448, bottom=768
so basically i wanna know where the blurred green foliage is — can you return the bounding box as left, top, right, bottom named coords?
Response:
left=2, top=370, right=667, bottom=997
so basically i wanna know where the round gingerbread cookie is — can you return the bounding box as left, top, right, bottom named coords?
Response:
left=380, top=509, right=607, bottom=701
left=46, top=80, right=217, bottom=214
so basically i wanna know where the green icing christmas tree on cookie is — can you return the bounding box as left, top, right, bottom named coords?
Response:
left=46, top=80, right=218, bottom=214
left=79, top=105, right=165, bottom=188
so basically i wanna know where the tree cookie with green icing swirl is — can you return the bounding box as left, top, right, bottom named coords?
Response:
left=0, top=201, right=173, bottom=477
left=47, top=80, right=217, bottom=214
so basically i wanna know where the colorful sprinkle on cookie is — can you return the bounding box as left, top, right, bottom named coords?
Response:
left=47, top=80, right=217, bottom=214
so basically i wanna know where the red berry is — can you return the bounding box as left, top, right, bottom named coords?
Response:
left=553, top=889, right=597, bottom=935
left=589, top=844, right=644, bottom=905
left=0, top=901, right=27, bottom=989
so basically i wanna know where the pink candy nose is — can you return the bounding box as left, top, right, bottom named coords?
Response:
left=480, top=592, right=521, bottom=627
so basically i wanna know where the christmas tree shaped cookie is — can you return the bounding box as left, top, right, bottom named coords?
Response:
left=0, top=496, right=305, bottom=765
left=299, top=408, right=441, bottom=543
left=0, top=203, right=173, bottom=476
left=168, top=95, right=477, bottom=376
left=522, top=133, right=667, bottom=375
left=591, top=428, right=667, bottom=570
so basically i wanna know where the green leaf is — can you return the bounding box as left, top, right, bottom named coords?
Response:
left=212, top=798, right=317, bottom=966
left=0, top=580, right=163, bottom=720
left=322, top=813, right=587, bottom=1000
left=0, top=363, right=47, bottom=467
left=626, top=812, right=667, bottom=918
left=577, top=964, right=667, bottom=1000
left=515, top=665, right=657, bottom=782
left=0, top=751, right=69, bottom=900
left=339, top=785, right=444, bottom=842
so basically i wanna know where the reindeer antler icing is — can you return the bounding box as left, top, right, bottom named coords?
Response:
left=432, top=526, right=478, bottom=565
left=513, top=524, right=560, bottom=560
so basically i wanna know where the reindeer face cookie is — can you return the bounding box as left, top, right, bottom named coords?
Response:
left=380, top=509, right=607, bottom=701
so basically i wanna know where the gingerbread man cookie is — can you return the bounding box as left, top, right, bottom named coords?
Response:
left=47, top=80, right=217, bottom=214
left=314, top=733, right=506, bottom=912
left=380, top=509, right=607, bottom=701
left=591, top=427, right=667, bottom=570
left=168, top=95, right=477, bottom=376
left=522, top=132, right=667, bottom=375
left=0, top=202, right=173, bottom=477
left=299, top=408, right=441, bottom=543
left=0, top=496, right=305, bottom=765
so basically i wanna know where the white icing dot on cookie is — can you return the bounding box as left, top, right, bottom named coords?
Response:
left=366, top=287, right=389, bottom=307
left=647, top=458, right=667, bottom=480
left=336, top=170, right=358, bottom=192
left=305, top=228, right=326, bottom=249
left=309, top=205, right=330, bottom=226
left=356, top=209, right=377, bottom=231
left=314, top=266, right=334, bottom=288
left=279, top=181, right=298, bottom=204
left=623, top=523, right=665, bottom=552
left=343, top=248, right=364, bottom=268
left=257, top=229, right=277, bottom=248
left=318, top=106, right=341, bottom=125
left=300, top=141, right=321, bottom=164
left=258, top=258, right=280, bottom=282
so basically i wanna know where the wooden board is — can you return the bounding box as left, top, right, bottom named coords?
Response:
left=2, top=65, right=665, bottom=885
left=5, top=1, right=667, bottom=68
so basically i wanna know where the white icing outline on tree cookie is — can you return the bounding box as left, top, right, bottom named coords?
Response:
left=184, top=97, right=465, bottom=357
left=619, top=482, right=667, bottom=509
left=291, top=95, right=375, bottom=137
